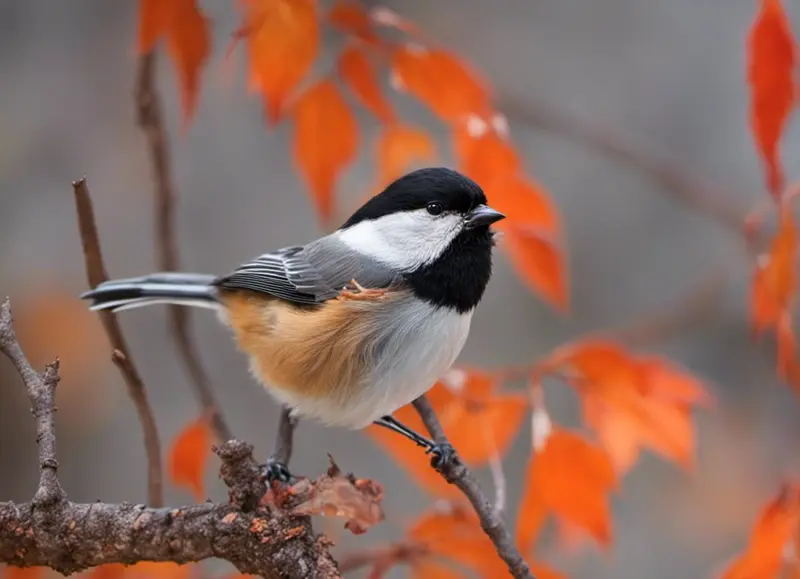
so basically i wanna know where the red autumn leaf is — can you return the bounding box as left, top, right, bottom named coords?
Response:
left=752, top=206, right=797, bottom=334
left=560, top=341, right=708, bottom=472
left=491, top=175, right=561, bottom=234
left=138, top=0, right=172, bottom=53
left=327, top=0, right=378, bottom=44
left=636, top=356, right=714, bottom=407
left=291, top=79, right=359, bottom=223
left=437, top=371, right=528, bottom=466
left=517, top=429, right=618, bottom=552
left=237, top=0, right=319, bottom=124
left=337, top=44, right=395, bottom=123
left=721, top=484, right=800, bottom=579
left=746, top=0, right=796, bottom=197
left=168, top=417, right=212, bottom=501
left=391, top=45, right=492, bottom=123
left=289, top=458, right=384, bottom=534
left=137, top=0, right=210, bottom=125
left=502, top=224, right=569, bottom=313
left=453, top=120, right=521, bottom=188
left=376, top=123, right=437, bottom=186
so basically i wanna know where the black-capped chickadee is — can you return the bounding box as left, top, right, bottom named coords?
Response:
left=81, top=167, right=505, bottom=480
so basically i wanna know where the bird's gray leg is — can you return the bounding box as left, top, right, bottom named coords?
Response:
left=373, top=415, right=455, bottom=468
left=264, top=407, right=297, bottom=484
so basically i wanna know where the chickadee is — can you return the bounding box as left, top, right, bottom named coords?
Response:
left=81, top=167, right=505, bottom=479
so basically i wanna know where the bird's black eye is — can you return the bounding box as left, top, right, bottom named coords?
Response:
left=426, top=202, right=444, bottom=216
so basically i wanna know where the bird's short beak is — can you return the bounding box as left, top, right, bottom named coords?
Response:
left=465, top=204, right=505, bottom=229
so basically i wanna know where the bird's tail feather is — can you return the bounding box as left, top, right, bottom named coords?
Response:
left=81, top=272, right=219, bottom=313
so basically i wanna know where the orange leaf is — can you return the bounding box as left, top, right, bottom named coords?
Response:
left=502, top=224, right=569, bottom=313
left=291, top=79, right=359, bottom=223
left=137, top=0, right=210, bottom=125
left=582, top=395, right=641, bottom=474
left=517, top=429, right=618, bottom=551
left=3, top=568, right=44, bottom=579
left=168, top=417, right=212, bottom=501
left=85, top=564, right=126, bottom=579
left=752, top=206, right=797, bottom=333
left=637, top=356, right=714, bottom=407
left=125, top=562, right=193, bottom=579
left=138, top=0, right=172, bottom=53
left=440, top=393, right=528, bottom=466
left=747, top=0, right=796, bottom=196
left=166, top=0, right=210, bottom=126
left=376, top=123, right=437, bottom=186
left=237, top=0, right=319, bottom=123
left=564, top=343, right=705, bottom=471
left=721, top=485, right=800, bottom=579
left=491, top=175, right=561, bottom=234
left=391, top=45, right=492, bottom=123
left=337, top=44, right=395, bottom=123
left=454, top=122, right=521, bottom=188
left=328, top=0, right=378, bottom=44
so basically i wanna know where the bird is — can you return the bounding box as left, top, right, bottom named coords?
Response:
left=80, top=167, right=505, bottom=481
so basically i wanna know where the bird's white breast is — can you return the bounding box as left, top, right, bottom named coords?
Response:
left=269, top=295, right=473, bottom=429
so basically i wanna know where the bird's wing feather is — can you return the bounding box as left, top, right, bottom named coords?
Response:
left=213, top=238, right=400, bottom=305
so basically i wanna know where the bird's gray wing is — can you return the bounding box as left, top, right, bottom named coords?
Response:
left=213, top=238, right=400, bottom=305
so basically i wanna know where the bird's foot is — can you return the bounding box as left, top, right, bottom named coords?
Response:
left=338, top=279, right=387, bottom=301
left=262, top=458, right=293, bottom=485
left=425, top=442, right=456, bottom=470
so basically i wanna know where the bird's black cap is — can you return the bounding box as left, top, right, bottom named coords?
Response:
left=341, top=167, right=488, bottom=229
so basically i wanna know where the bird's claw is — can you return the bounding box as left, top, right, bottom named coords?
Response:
left=425, top=442, right=456, bottom=470
left=338, top=278, right=387, bottom=301
left=262, top=458, right=293, bottom=485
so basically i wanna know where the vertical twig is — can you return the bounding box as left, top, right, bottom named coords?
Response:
left=412, top=396, right=534, bottom=579
left=0, top=298, right=66, bottom=507
left=134, top=52, right=233, bottom=442
left=72, top=178, right=164, bottom=508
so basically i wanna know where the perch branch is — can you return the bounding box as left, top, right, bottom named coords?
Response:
left=72, top=178, right=164, bottom=508
left=412, top=396, right=534, bottom=579
left=135, top=52, right=232, bottom=442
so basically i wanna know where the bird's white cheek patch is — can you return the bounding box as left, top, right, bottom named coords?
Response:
left=337, top=210, right=462, bottom=271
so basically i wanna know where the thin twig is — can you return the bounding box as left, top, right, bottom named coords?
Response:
left=72, top=178, right=164, bottom=508
left=135, top=52, right=233, bottom=442
left=503, top=96, right=754, bottom=243
left=0, top=298, right=66, bottom=507
left=337, top=542, right=423, bottom=574
left=485, top=429, right=506, bottom=515
left=271, top=407, right=299, bottom=465
left=412, top=396, right=534, bottom=579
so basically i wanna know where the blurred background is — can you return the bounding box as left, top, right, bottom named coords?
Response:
left=2, top=1, right=800, bottom=577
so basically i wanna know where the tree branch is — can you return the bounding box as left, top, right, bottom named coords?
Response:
left=72, top=178, right=164, bottom=508
left=0, top=305, right=340, bottom=577
left=135, top=52, right=233, bottom=443
left=502, top=96, right=754, bottom=245
left=412, top=396, right=534, bottom=579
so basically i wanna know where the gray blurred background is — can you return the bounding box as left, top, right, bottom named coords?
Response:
left=1, top=1, right=799, bottom=577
